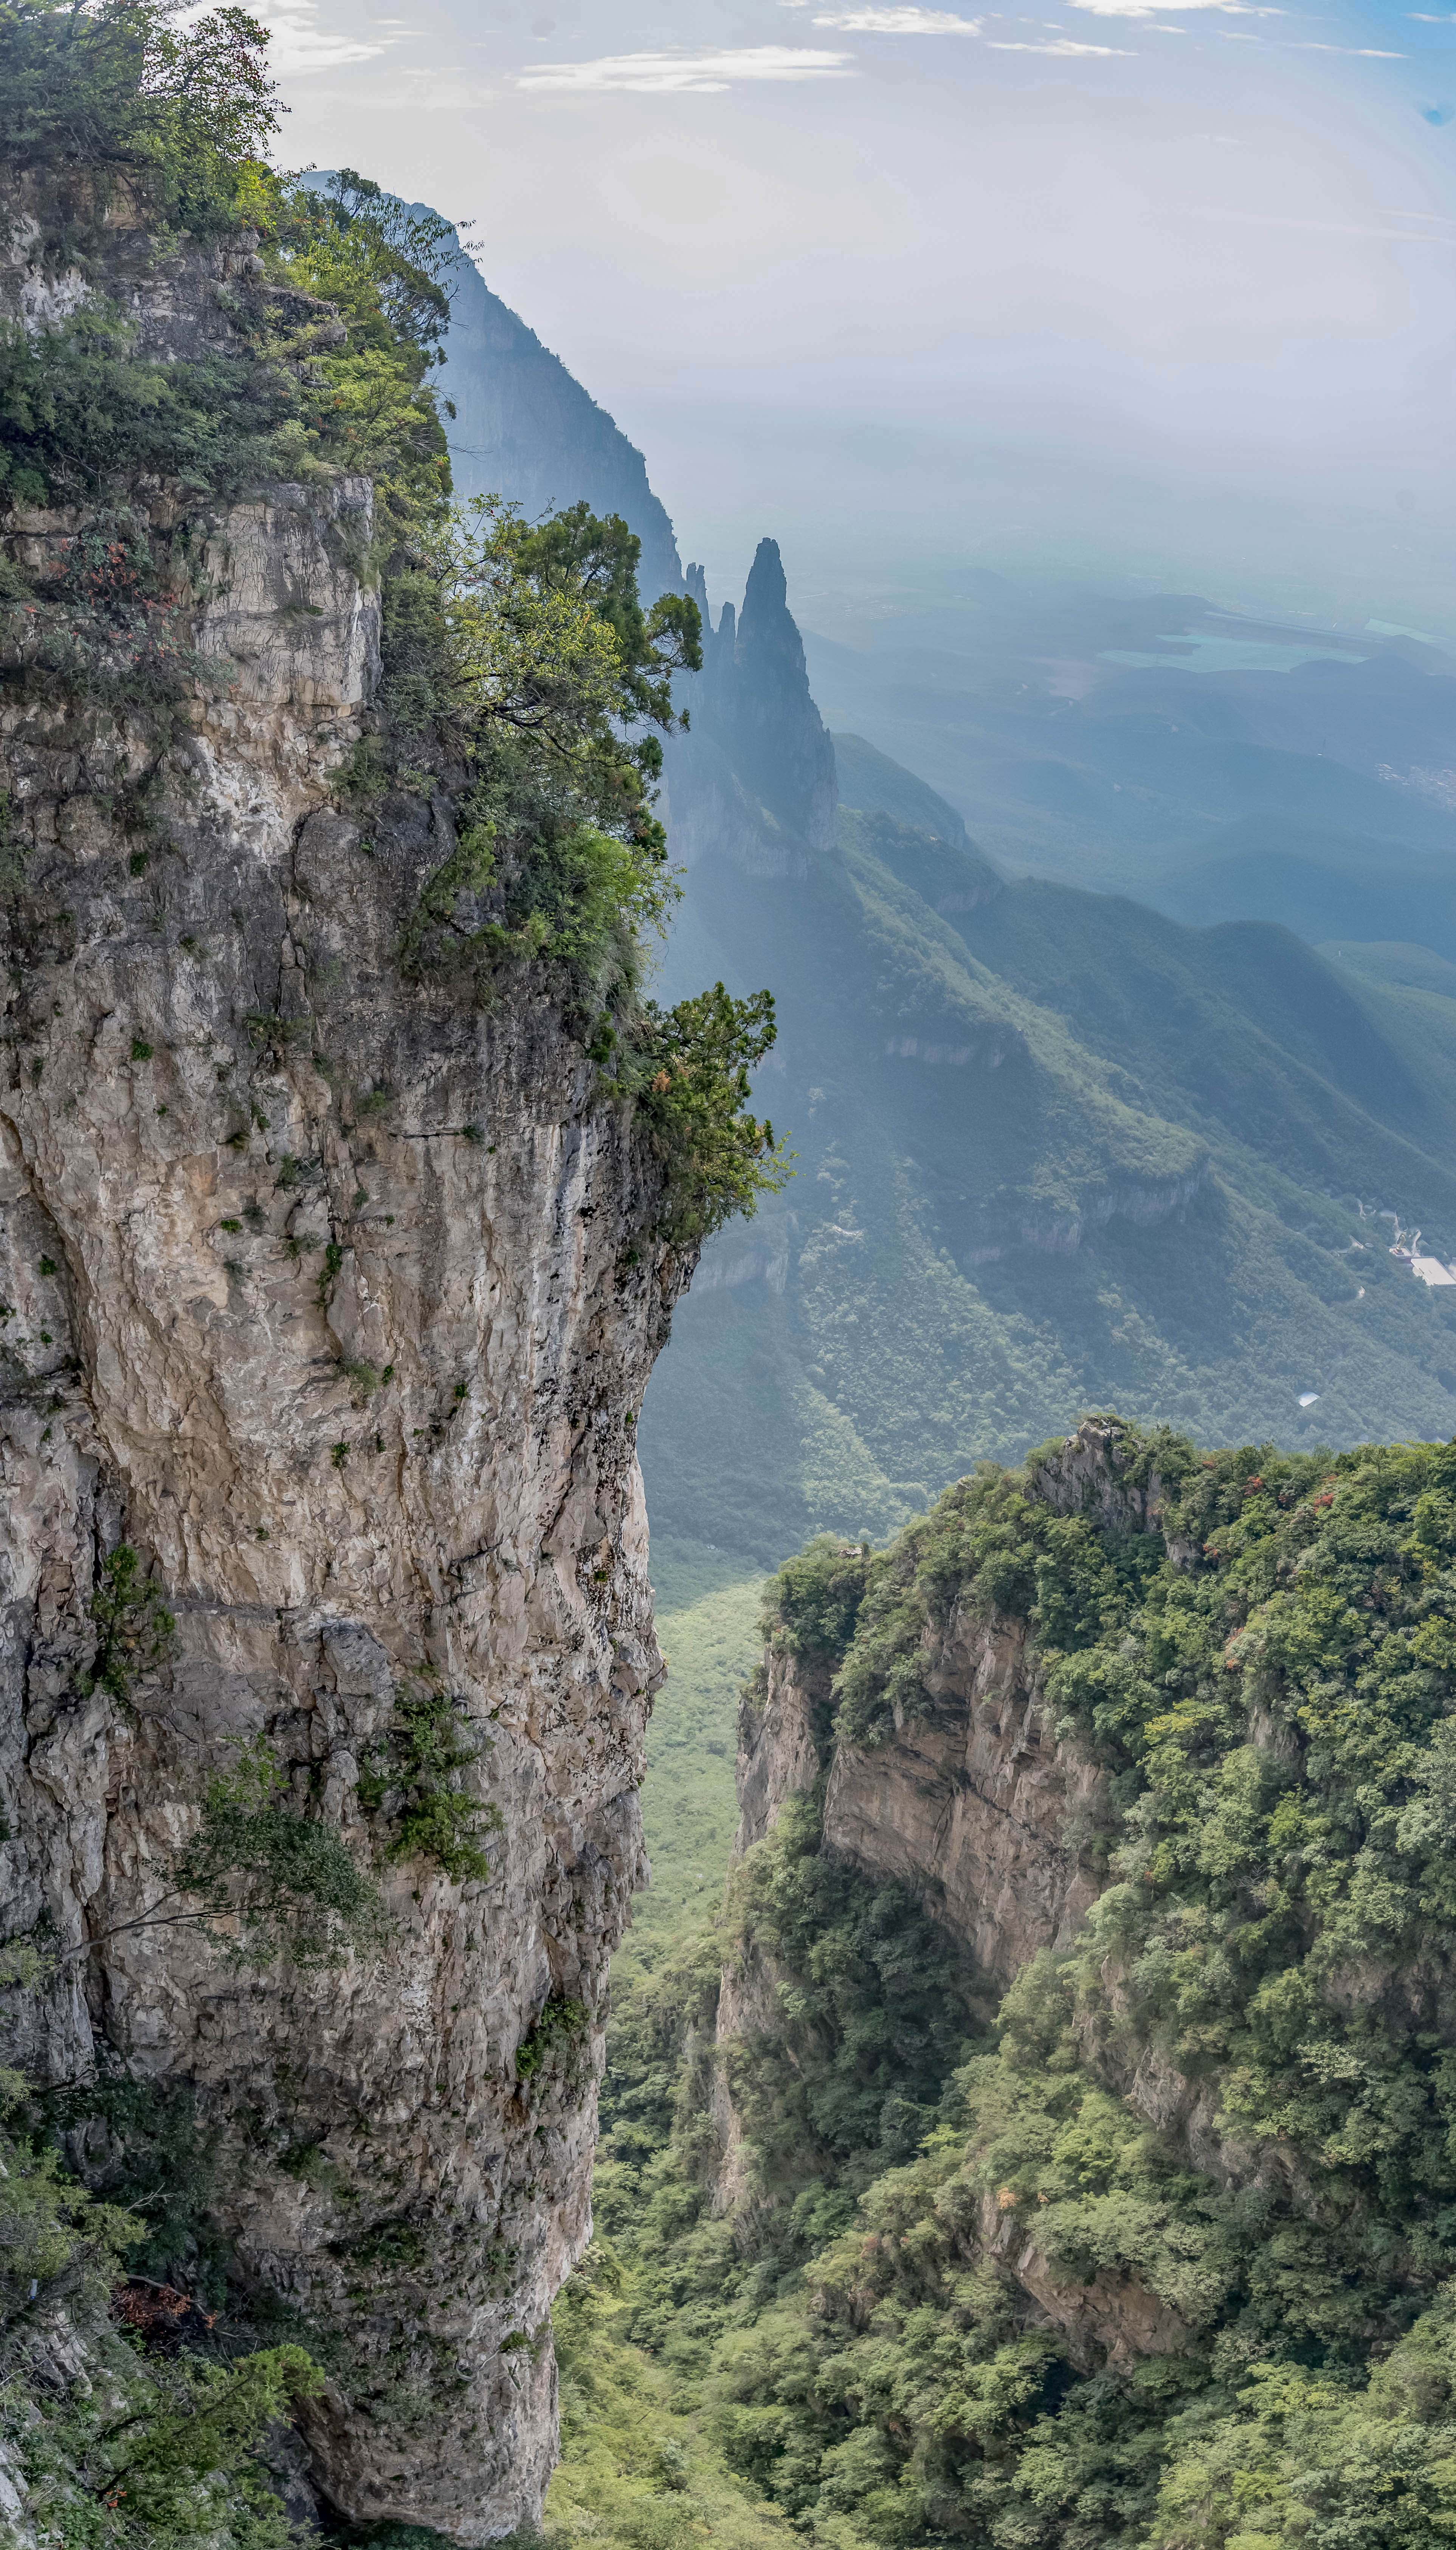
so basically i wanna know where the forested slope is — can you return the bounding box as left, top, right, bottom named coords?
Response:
left=559, top=1415, right=1456, bottom=2550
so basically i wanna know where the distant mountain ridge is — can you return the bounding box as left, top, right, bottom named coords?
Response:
left=405, top=203, right=684, bottom=601
left=801, top=594, right=1456, bottom=908
left=1160, top=816, right=1456, bottom=959
left=414, top=196, right=1456, bottom=1560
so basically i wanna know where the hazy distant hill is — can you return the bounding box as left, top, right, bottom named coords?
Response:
left=425, top=212, right=683, bottom=601
left=802, top=593, right=1456, bottom=903
left=640, top=556, right=1456, bottom=1560
left=417, top=208, right=1456, bottom=1562
left=1156, top=818, right=1456, bottom=958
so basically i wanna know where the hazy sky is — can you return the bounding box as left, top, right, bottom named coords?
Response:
left=269, top=0, right=1456, bottom=628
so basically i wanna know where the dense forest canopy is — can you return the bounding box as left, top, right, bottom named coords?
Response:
left=561, top=1422, right=1456, bottom=2550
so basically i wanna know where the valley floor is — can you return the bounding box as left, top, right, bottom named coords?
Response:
left=539, top=1540, right=792, bottom=2550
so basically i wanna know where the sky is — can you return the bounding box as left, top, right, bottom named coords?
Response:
left=267, top=0, right=1456, bottom=632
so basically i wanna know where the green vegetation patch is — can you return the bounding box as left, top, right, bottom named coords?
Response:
left=85, top=1538, right=175, bottom=1709
left=614, top=982, right=791, bottom=1246
left=517, top=1995, right=590, bottom=2086
left=554, top=1419, right=1456, bottom=2550
left=0, top=2061, right=323, bottom=2549
left=358, top=1687, right=501, bottom=1883
left=7, top=1733, right=388, bottom=1978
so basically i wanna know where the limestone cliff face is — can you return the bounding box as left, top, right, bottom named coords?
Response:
left=0, top=203, right=689, bottom=2542
left=727, top=1421, right=1183, bottom=2000
left=732, top=1612, right=1099, bottom=2005
left=732, top=1644, right=828, bottom=1862
left=714, top=1421, right=1204, bottom=2355
left=822, top=1619, right=1102, bottom=1999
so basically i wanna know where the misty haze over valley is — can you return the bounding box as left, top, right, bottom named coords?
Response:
left=3, top=6, right=1456, bottom=2547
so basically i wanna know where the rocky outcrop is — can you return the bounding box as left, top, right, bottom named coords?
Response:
left=823, top=1617, right=1101, bottom=1999
left=980, top=2191, right=1187, bottom=2369
left=723, top=1425, right=1180, bottom=1997
left=730, top=1605, right=1099, bottom=2005
left=664, top=543, right=839, bottom=878
left=1010, top=1162, right=1209, bottom=1257
left=706, top=1942, right=789, bottom=2230
left=733, top=1645, right=828, bottom=1861
left=0, top=199, right=689, bottom=2544
left=712, top=1420, right=1202, bottom=2365
left=1029, top=1410, right=1164, bottom=1530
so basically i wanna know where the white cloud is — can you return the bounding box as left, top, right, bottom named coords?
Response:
left=809, top=6, right=982, bottom=26
left=1066, top=0, right=1281, bottom=15
left=263, top=0, right=392, bottom=71
left=516, top=45, right=856, bottom=92
left=1289, top=40, right=1405, bottom=52
left=986, top=32, right=1137, bottom=46
left=1195, top=207, right=1437, bottom=237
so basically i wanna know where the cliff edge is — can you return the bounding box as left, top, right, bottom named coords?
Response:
left=0, top=117, right=748, bottom=2545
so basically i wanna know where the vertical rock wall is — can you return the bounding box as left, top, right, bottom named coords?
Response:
left=0, top=207, right=691, bottom=2545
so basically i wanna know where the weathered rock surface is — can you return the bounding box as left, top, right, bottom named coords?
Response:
left=823, top=1617, right=1101, bottom=1998
left=979, top=2191, right=1187, bottom=2369
left=733, top=1643, right=828, bottom=1863
left=712, top=1419, right=1205, bottom=2369
left=0, top=199, right=690, bottom=2543
left=733, top=1609, right=1099, bottom=2000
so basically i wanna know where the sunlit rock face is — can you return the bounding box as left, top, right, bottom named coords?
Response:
left=0, top=190, right=691, bottom=2545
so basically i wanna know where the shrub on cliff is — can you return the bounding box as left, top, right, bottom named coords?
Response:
left=392, top=494, right=702, bottom=978
left=260, top=167, right=454, bottom=522
left=0, top=0, right=281, bottom=232
left=619, top=982, right=791, bottom=1245
left=0, top=2063, right=323, bottom=2547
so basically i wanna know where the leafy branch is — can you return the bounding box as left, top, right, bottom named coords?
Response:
left=612, top=981, right=792, bottom=1243
left=422, top=495, right=701, bottom=854
left=4, top=1739, right=387, bottom=1977
left=0, top=0, right=282, bottom=233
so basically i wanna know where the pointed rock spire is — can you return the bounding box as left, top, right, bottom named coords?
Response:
left=726, top=539, right=837, bottom=858
left=662, top=537, right=838, bottom=875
